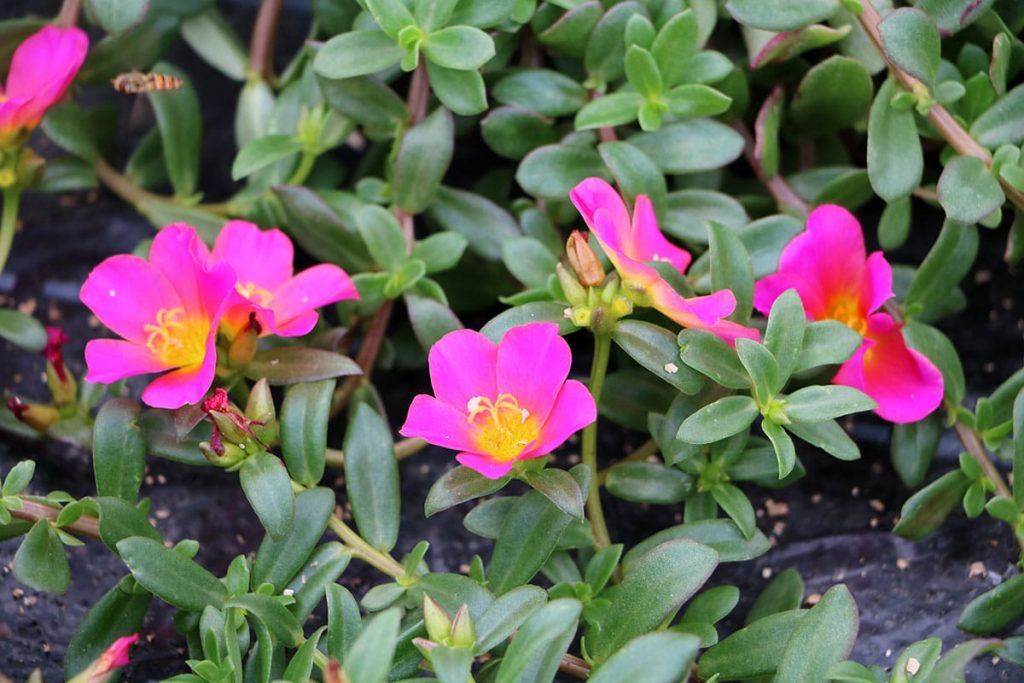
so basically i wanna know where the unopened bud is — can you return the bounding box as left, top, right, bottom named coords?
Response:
left=556, top=262, right=587, bottom=306
left=228, top=313, right=261, bottom=366
left=7, top=397, right=58, bottom=433
left=610, top=295, right=633, bottom=319
left=422, top=594, right=453, bottom=643
left=43, top=327, right=77, bottom=406
left=566, top=231, right=605, bottom=288
left=450, top=604, right=475, bottom=648
left=199, top=435, right=248, bottom=468
left=324, top=659, right=350, bottom=683
left=67, top=633, right=138, bottom=683
left=203, top=389, right=257, bottom=446
left=245, top=378, right=278, bottom=444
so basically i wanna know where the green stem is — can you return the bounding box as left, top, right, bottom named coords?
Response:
left=582, top=333, right=613, bottom=549
left=0, top=188, right=21, bottom=275
left=326, top=515, right=406, bottom=579
left=286, top=149, right=318, bottom=186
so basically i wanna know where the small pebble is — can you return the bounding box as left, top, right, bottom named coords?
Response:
left=906, top=657, right=921, bottom=674
left=805, top=593, right=822, bottom=606
left=896, top=558, right=910, bottom=570
left=968, top=561, right=987, bottom=578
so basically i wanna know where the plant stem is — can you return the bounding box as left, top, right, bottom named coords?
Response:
left=249, top=0, right=284, bottom=81
left=0, top=188, right=21, bottom=275
left=11, top=499, right=100, bottom=540
left=330, top=298, right=395, bottom=416
left=54, top=0, right=82, bottom=27
left=325, top=438, right=428, bottom=468
left=326, top=514, right=406, bottom=579
left=558, top=654, right=590, bottom=680
left=582, top=333, right=613, bottom=549
left=286, top=149, right=318, bottom=186
left=733, top=120, right=809, bottom=217
left=407, top=62, right=430, bottom=125
left=855, top=1, right=1024, bottom=212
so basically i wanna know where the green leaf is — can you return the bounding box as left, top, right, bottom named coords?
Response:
left=244, top=347, right=361, bottom=385
left=536, top=0, right=602, bottom=57
left=365, top=0, right=416, bottom=37
left=426, top=61, right=488, bottom=116
left=786, top=419, right=860, bottom=462
left=345, top=608, right=401, bottom=683
left=344, top=403, right=400, bottom=552
left=905, top=221, right=978, bottom=321
left=432, top=646, right=474, bottom=683
left=589, top=631, right=699, bottom=683
left=524, top=468, right=584, bottom=519
left=926, top=638, right=1002, bottom=682
left=784, top=386, right=875, bottom=421
left=488, top=488, right=576, bottom=594
left=411, top=231, right=468, bottom=274
left=652, top=10, right=697, bottom=86
left=587, top=539, right=718, bottom=661
left=482, top=105, right=559, bottom=158
left=314, top=30, right=404, bottom=79
left=917, top=0, right=995, bottom=34
left=1015, top=388, right=1024, bottom=507
left=449, top=0, right=516, bottom=28
left=878, top=8, right=940, bottom=84
left=493, top=69, right=587, bottom=117
left=180, top=7, right=248, bottom=81
left=971, top=84, right=1024, bottom=147
left=711, top=483, right=756, bottom=539
left=762, top=418, right=797, bottom=478
left=393, top=107, right=454, bottom=214
left=678, top=329, right=749, bottom=390
left=406, top=293, right=463, bottom=350
left=678, top=396, right=759, bottom=444
left=85, top=0, right=150, bottom=34
left=585, top=2, right=647, bottom=87
left=612, top=320, right=703, bottom=394
left=736, top=339, right=779, bottom=405
left=117, top=537, right=227, bottom=611
left=92, top=399, right=146, bottom=502
left=630, top=120, right=745, bottom=174
left=746, top=567, right=804, bottom=624
left=282, top=626, right=326, bottom=682
left=664, top=84, right=732, bottom=119
left=893, top=470, right=971, bottom=539
left=148, top=62, right=200, bottom=197
left=516, top=143, right=611, bottom=200
left=318, top=74, right=409, bottom=133
left=879, top=196, right=912, bottom=250
left=495, top=599, right=582, bottom=683
left=598, top=141, right=668, bottom=217
left=415, top=0, right=458, bottom=31
left=286, top=542, right=352, bottom=621
left=793, top=320, right=863, bottom=373
left=239, top=452, right=295, bottom=540
left=474, top=585, right=548, bottom=654
left=868, top=78, right=922, bottom=203
left=227, top=593, right=302, bottom=647
left=502, top=236, right=558, bottom=289
left=13, top=520, right=70, bottom=594
left=40, top=101, right=98, bottom=162
left=764, top=289, right=805, bottom=386
left=357, top=205, right=409, bottom=270
left=481, top=301, right=577, bottom=342
left=700, top=609, right=807, bottom=679
left=726, top=0, right=839, bottom=31
left=624, top=518, right=770, bottom=566
left=64, top=575, right=151, bottom=678
left=427, top=186, right=521, bottom=260
left=280, top=380, right=334, bottom=487
left=625, top=45, right=662, bottom=98
left=326, top=583, right=362, bottom=660
left=775, top=585, right=858, bottom=682
left=937, top=155, right=1005, bottom=224
left=94, top=497, right=162, bottom=553
left=891, top=411, right=942, bottom=488
left=425, top=466, right=511, bottom=517
left=253, top=487, right=335, bottom=591
left=422, top=25, right=495, bottom=70
left=574, top=92, right=643, bottom=131
left=232, top=134, right=303, bottom=180
left=0, top=309, right=46, bottom=352
left=2, top=460, right=34, bottom=496
left=958, top=573, right=1024, bottom=634
left=791, top=55, right=873, bottom=136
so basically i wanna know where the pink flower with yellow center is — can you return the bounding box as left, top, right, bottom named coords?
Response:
left=209, top=220, right=359, bottom=338
left=0, top=26, right=88, bottom=145
left=753, top=204, right=944, bottom=423
left=400, top=322, right=597, bottom=479
left=569, top=178, right=758, bottom=344
left=81, top=225, right=236, bottom=409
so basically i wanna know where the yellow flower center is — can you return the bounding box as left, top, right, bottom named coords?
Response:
left=466, top=393, right=539, bottom=462
left=144, top=307, right=208, bottom=367
left=826, top=295, right=867, bottom=335
left=235, top=281, right=275, bottom=307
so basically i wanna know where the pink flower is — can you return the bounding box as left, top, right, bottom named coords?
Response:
left=753, top=205, right=943, bottom=423
left=210, top=220, right=359, bottom=338
left=70, top=633, right=138, bottom=683
left=400, top=322, right=597, bottom=479
left=569, top=178, right=758, bottom=344
left=0, top=26, right=88, bottom=144
left=81, top=225, right=236, bottom=409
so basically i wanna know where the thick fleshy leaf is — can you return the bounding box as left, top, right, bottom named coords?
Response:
left=116, top=537, right=227, bottom=612
left=726, top=0, right=839, bottom=31
left=244, top=347, right=361, bottom=385
left=958, top=574, right=1024, bottom=634
left=893, top=470, right=971, bottom=539
left=64, top=575, right=151, bottom=678
left=494, top=599, right=582, bottom=683
left=867, top=78, right=922, bottom=202
left=775, top=585, right=858, bottom=682
left=92, top=399, right=146, bottom=502
left=937, top=156, right=1005, bottom=224
left=878, top=8, right=940, bottom=84
left=700, top=610, right=807, bottom=679
left=239, top=451, right=295, bottom=540
left=344, top=403, right=400, bottom=552
left=589, top=632, right=699, bottom=683
left=393, top=107, right=454, bottom=214
left=13, top=520, right=70, bottom=594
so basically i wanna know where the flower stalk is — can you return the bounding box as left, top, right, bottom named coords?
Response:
left=0, top=187, right=21, bottom=274
left=583, top=333, right=613, bottom=549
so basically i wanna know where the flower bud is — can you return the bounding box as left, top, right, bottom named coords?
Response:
left=449, top=604, right=475, bottom=649
left=17, top=147, right=44, bottom=187
left=67, top=633, right=138, bottom=683
left=7, top=396, right=58, bottom=433
left=227, top=313, right=261, bottom=366
left=422, top=594, right=453, bottom=644
left=245, top=378, right=278, bottom=444
left=199, top=434, right=249, bottom=469
left=203, top=389, right=256, bottom=446
left=556, top=262, right=587, bottom=306
left=43, top=327, right=77, bottom=407
left=566, top=231, right=605, bottom=288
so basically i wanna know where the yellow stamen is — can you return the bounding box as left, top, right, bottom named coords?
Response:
left=466, top=393, right=539, bottom=462
left=826, top=295, right=868, bottom=335
left=235, top=281, right=274, bottom=307
left=144, top=307, right=208, bottom=367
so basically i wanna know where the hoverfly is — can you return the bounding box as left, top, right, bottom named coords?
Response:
left=111, top=70, right=184, bottom=94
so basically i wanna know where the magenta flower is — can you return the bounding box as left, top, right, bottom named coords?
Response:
left=753, top=205, right=944, bottom=423
left=70, top=633, right=138, bottom=683
left=81, top=225, right=236, bottom=409
left=0, top=26, right=88, bottom=144
left=400, top=322, right=597, bottom=479
left=210, top=220, right=359, bottom=338
left=569, top=178, right=758, bottom=343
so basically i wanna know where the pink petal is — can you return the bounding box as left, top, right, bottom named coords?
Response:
left=212, top=221, right=294, bottom=291
left=528, top=380, right=597, bottom=456
left=455, top=452, right=516, bottom=480
left=0, top=97, right=31, bottom=136
left=399, top=394, right=478, bottom=452
left=651, top=282, right=736, bottom=327
left=5, top=26, right=88, bottom=125
left=219, top=294, right=276, bottom=339
left=149, top=225, right=229, bottom=316
left=271, top=264, right=358, bottom=336
left=80, top=254, right=182, bottom=344
left=803, top=205, right=867, bottom=311
left=570, top=177, right=631, bottom=253
left=858, top=315, right=944, bottom=423
left=628, top=194, right=691, bottom=273
left=699, top=318, right=762, bottom=344
left=496, top=322, right=570, bottom=424
left=84, top=339, right=171, bottom=383
left=428, top=329, right=498, bottom=410
left=140, top=335, right=218, bottom=409
left=862, top=251, right=894, bottom=314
